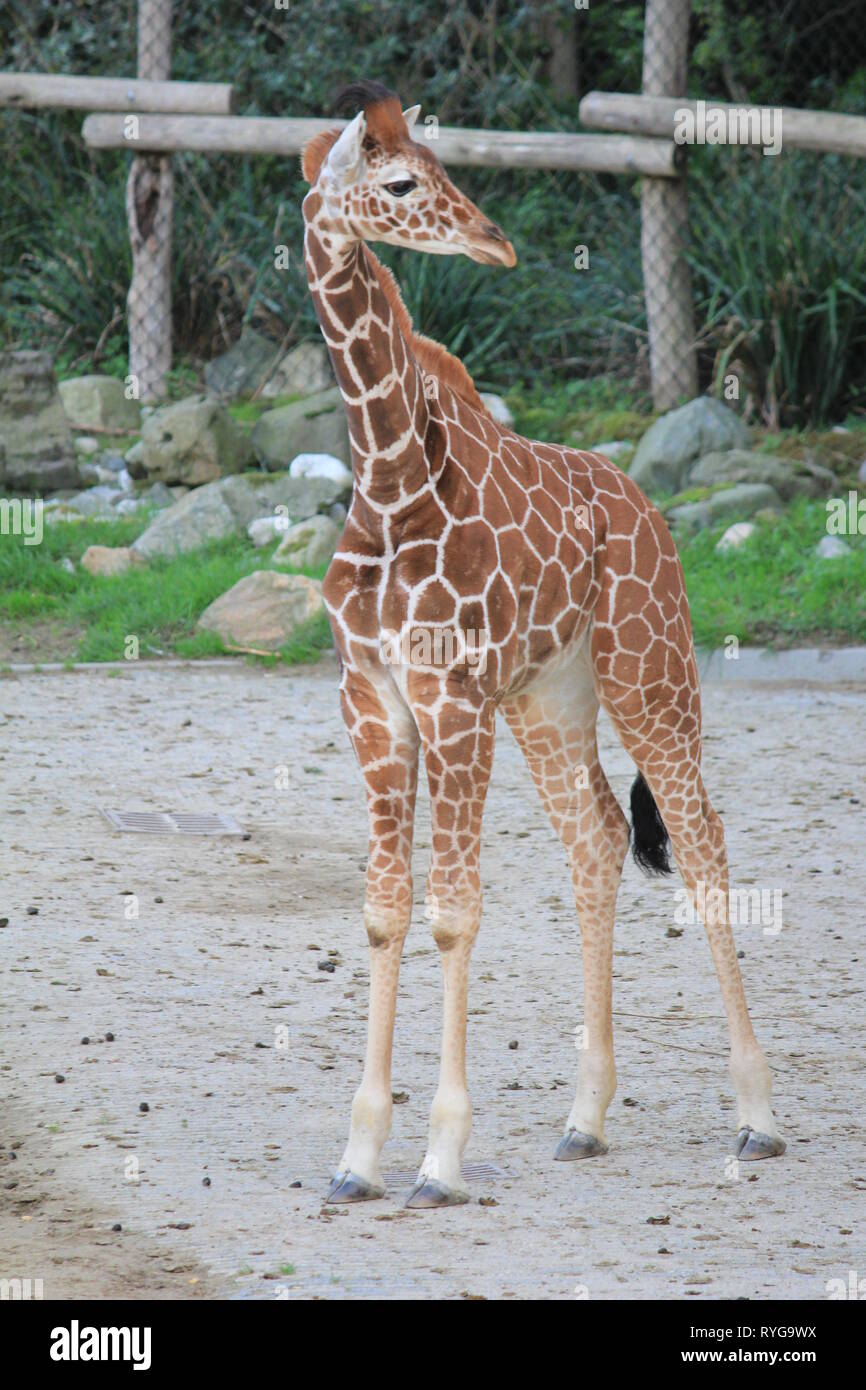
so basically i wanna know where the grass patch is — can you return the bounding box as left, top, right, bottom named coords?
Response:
left=678, top=499, right=866, bottom=648
left=0, top=515, right=330, bottom=664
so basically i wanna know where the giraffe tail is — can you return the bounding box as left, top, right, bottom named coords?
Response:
left=629, top=772, right=673, bottom=876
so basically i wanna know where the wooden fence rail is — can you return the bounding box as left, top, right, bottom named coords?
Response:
left=81, top=112, right=683, bottom=177
left=0, top=72, right=234, bottom=115
left=580, top=91, right=866, bottom=159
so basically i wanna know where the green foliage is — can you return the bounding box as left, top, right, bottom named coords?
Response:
left=689, top=150, right=866, bottom=426
left=677, top=499, right=866, bottom=647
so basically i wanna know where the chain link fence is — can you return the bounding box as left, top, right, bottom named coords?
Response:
left=126, top=0, right=173, bottom=404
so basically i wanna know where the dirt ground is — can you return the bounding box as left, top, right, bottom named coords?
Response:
left=1, top=658, right=863, bottom=1301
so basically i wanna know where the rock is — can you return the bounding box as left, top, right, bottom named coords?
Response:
left=667, top=483, right=783, bottom=534
left=197, top=571, right=325, bottom=652
left=816, top=536, right=851, bottom=559
left=630, top=397, right=750, bottom=494
left=66, top=485, right=124, bottom=517
left=118, top=481, right=175, bottom=515
left=81, top=545, right=146, bottom=577
left=138, top=395, right=253, bottom=485
left=251, top=387, right=350, bottom=469
left=124, top=440, right=145, bottom=475
left=715, top=522, right=757, bottom=553
left=289, top=452, right=353, bottom=486
left=132, top=471, right=348, bottom=559
left=0, top=350, right=81, bottom=492
left=99, top=451, right=127, bottom=473
left=204, top=328, right=281, bottom=401
left=480, top=393, right=514, bottom=427
left=59, top=556, right=76, bottom=574
left=590, top=440, right=632, bottom=461
left=272, top=515, right=341, bottom=571
left=248, top=514, right=289, bottom=547
left=59, top=375, right=141, bottom=432
left=329, top=502, right=348, bottom=525
left=689, top=448, right=835, bottom=501
left=141, top=481, right=176, bottom=509
left=262, top=341, right=334, bottom=399
left=858, top=460, right=866, bottom=483
left=79, top=460, right=123, bottom=487
left=73, top=435, right=100, bottom=457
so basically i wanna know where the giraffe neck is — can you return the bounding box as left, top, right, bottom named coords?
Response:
left=302, top=192, right=432, bottom=509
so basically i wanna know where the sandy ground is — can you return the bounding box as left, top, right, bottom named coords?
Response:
left=1, top=659, right=863, bottom=1301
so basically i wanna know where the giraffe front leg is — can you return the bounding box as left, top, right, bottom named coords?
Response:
left=326, top=671, right=419, bottom=1204
left=405, top=695, right=494, bottom=1210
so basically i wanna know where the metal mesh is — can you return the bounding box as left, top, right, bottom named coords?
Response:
left=126, top=0, right=173, bottom=403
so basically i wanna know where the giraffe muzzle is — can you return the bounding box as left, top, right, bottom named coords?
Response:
left=467, top=221, right=517, bottom=268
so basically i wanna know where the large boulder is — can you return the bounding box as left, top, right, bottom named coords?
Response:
left=262, top=341, right=333, bottom=399
left=59, top=375, right=141, bottom=432
left=667, top=482, right=783, bottom=534
left=272, top=514, right=341, bottom=571
left=630, top=397, right=751, bottom=494
left=688, top=448, right=835, bottom=501
left=197, top=571, right=325, bottom=652
left=0, top=350, right=81, bottom=493
left=131, top=470, right=349, bottom=559
left=251, top=387, right=350, bottom=469
left=137, top=395, right=253, bottom=485
left=204, top=328, right=281, bottom=401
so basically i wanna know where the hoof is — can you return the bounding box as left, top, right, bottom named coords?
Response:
left=735, top=1127, right=786, bottom=1161
left=554, top=1128, right=608, bottom=1162
left=324, top=1170, right=385, bottom=1203
left=404, top=1177, right=470, bottom=1209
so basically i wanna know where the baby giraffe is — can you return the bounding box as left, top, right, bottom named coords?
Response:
left=301, top=80, right=784, bottom=1208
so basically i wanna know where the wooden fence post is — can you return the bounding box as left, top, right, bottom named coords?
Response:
left=126, top=0, right=173, bottom=403
left=641, top=0, right=698, bottom=410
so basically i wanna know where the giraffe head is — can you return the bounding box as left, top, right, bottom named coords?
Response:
left=302, top=80, right=516, bottom=268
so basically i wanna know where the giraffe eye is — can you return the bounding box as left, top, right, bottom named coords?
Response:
left=385, top=179, right=417, bottom=197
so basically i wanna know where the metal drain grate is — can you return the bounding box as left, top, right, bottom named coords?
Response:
left=100, top=810, right=245, bottom=836
left=384, top=1161, right=506, bottom=1187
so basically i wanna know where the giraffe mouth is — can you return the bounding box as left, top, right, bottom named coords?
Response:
left=466, top=237, right=517, bottom=268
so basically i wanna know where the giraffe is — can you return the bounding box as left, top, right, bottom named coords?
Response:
left=301, top=81, right=785, bottom=1209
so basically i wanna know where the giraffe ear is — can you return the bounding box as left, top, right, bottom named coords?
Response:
left=402, top=104, right=421, bottom=133
left=324, top=110, right=367, bottom=186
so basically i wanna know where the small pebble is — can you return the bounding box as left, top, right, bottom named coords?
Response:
left=317, top=960, right=336, bottom=973
left=81, top=1036, right=90, bottom=1045
left=154, top=896, right=163, bottom=904
left=105, top=1032, right=115, bottom=1042
left=508, top=1040, right=519, bottom=1050
left=27, top=907, right=39, bottom=916
left=737, top=949, right=745, bottom=959
left=55, top=1074, right=65, bottom=1084
left=112, top=1223, right=122, bottom=1232
left=139, top=1102, right=149, bottom=1113
left=0, top=918, right=8, bottom=928
left=290, top=1180, right=302, bottom=1188
left=202, top=1177, right=211, bottom=1187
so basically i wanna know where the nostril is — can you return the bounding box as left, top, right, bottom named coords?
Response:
left=481, top=222, right=506, bottom=242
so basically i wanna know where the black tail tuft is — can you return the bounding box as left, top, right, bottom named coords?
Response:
left=629, top=772, right=673, bottom=876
